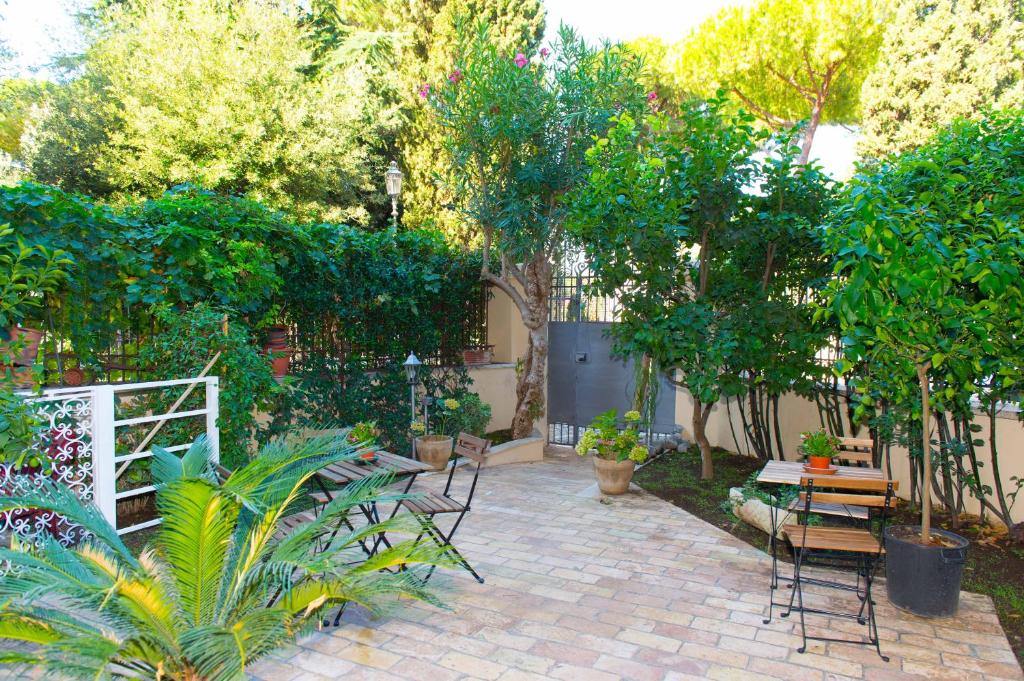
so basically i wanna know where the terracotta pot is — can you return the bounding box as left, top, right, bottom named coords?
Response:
left=62, top=367, right=85, bottom=387
left=269, top=351, right=291, bottom=378
left=2, top=327, right=43, bottom=366
left=415, top=435, right=454, bottom=470
left=265, top=325, right=289, bottom=351
left=807, top=455, right=832, bottom=470
left=0, top=365, right=33, bottom=387
left=592, top=456, right=636, bottom=495
left=462, top=346, right=493, bottom=366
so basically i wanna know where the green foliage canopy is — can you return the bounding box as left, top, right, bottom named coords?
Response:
left=859, top=0, right=1024, bottom=157
left=23, top=0, right=402, bottom=223
left=651, top=0, right=889, bottom=162
left=822, top=111, right=1024, bottom=536
left=568, top=98, right=837, bottom=477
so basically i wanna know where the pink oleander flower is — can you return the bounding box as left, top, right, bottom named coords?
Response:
left=514, top=52, right=528, bottom=68
left=448, top=69, right=463, bottom=83
left=540, top=47, right=550, bottom=59
left=418, top=83, right=431, bottom=98
left=647, top=91, right=658, bottom=102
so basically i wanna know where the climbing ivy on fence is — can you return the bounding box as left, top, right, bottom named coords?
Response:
left=0, top=182, right=488, bottom=462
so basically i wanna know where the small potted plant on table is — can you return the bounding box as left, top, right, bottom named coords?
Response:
left=576, top=409, right=648, bottom=495
left=799, top=429, right=839, bottom=472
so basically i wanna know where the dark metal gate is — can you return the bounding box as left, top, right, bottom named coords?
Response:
left=547, top=266, right=676, bottom=445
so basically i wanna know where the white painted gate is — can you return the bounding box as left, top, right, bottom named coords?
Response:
left=2, top=377, right=219, bottom=542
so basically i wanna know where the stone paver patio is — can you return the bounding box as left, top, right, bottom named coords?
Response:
left=253, top=451, right=1024, bottom=681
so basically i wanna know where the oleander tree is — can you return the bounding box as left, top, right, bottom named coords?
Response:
left=568, top=96, right=834, bottom=478
left=821, top=111, right=1024, bottom=541
left=428, top=22, right=647, bottom=438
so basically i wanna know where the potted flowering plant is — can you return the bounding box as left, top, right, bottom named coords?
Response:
left=347, top=421, right=381, bottom=463
left=799, top=429, right=839, bottom=470
left=576, top=409, right=648, bottom=495
left=411, top=398, right=462, bottom=471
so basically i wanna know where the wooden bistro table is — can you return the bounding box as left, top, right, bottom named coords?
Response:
left=313, top=451, right=432, bottom=558
left=756, top=459, right=884, bottom=622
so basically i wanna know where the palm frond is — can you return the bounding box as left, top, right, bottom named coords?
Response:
left=155, top=478, right=238, bottom=627
left=152, top=435, right=216, bottom=488
left=0, top=478, right=137, bottom=568
left=181, top=608, right=291, bottom=681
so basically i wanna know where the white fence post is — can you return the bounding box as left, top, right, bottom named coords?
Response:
left=91, top=385, right=117, bottom=528
left=206, top=377, right=220, bottom=466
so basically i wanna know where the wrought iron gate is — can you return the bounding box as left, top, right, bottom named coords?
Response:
left=547, top=266, right=676, bottom=445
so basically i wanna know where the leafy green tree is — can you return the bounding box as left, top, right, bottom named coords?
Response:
left=822, top=111, right=1024, bottom=540
left=0, top=433, right=447, bottom=679
left=430, top=24, right=647, bottom=438
left=667, top=0, right=889, bottom=163
left=24, top=0, right=401, bottom=223
left=569, top=99, right=836, bottom=478
left=859, top=0, right=1024, bottom=157
left=304, top=0, right=545, bottom=241
left=567, top=104, right=755, bottom=480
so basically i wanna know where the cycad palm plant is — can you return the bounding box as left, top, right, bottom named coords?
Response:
left=0, top=432, right=448, bottom=680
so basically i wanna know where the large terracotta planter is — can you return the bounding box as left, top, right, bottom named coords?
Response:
left=593, top=457, right=636, bottom=495
left=415, top=435, right=454, bottom=470
left=264, top=325, right=290, bottom=378
left=2, top=327, right=43, bottom=366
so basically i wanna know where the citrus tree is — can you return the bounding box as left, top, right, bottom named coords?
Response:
left=428, top=22, right=646, bottom=438
left=568, top=97, right=834, bottom=478
left=822, top=111, right=1024, bottom=541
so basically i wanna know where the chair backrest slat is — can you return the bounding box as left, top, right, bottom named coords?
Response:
left=799, top=491, right=896, bottom=508
left=838, top=436, right=874, bottom=450
left=454, top=432, right=490, bottom=463
left=799, top=476, right=898, bottom=492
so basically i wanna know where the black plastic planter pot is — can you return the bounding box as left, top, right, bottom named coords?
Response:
left=884, top=525, right=969, bottom=618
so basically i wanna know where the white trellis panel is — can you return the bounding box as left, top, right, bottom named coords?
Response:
left=3, top=376, right=219, bottom=544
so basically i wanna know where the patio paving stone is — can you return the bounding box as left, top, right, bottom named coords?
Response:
left=252, top=450, right=1024, bottom=681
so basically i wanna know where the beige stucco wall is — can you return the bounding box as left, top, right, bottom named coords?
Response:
left=470, top=285, right=546, bottom=435
left=674, top=388, right=1024, bottom=525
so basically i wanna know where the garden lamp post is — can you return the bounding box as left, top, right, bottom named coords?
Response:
left=404, top=352, right=422, bottom=423
left=404, top=352, right=422, bottom=458
left=385, top=161, right=403, bottom=228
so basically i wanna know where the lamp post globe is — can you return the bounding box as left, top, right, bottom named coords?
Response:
left=385, top=161, right=403, bottom=227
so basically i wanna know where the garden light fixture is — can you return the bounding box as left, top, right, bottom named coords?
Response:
left=385, top=160, right=403, bottom=226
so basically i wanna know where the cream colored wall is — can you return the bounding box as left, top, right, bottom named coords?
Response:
left=467, top=285, right=545, bottom=435
left=674, top=388, right=1024, bottom=525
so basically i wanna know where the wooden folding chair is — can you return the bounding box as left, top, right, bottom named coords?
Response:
left=782, top=476, right=897, bottom=661
left=836, top=436, right=875, bottom=466
left=400, top=432, right=490, bottom=584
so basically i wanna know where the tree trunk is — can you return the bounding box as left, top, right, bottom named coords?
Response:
left=797, top=100, right=824, bottom=165
left=692, top=398, right=714, bottom=480
left=509, top=253, right=552, bottom=439
left=917, top=362, right=932, bottom=543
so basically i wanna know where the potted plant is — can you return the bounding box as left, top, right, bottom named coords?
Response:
left=461, top=345, right=494, bottom=366
left=799, top=430, right=839, bottom=470
left=575, top=409, right=648, bottom=495
left=413, top=397, right=466, bottom=470
left=263, top=324, right=290, bottom=378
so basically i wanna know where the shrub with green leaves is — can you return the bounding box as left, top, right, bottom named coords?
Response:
left=137, top=304, right=280, bottom=470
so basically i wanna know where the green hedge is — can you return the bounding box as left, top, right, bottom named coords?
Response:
left=0, top=183, right=487, bottom=463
